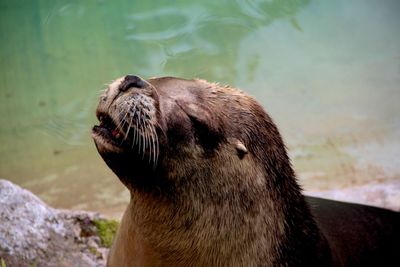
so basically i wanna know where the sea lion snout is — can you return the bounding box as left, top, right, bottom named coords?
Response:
left=119, top=75, right=147, bottom=91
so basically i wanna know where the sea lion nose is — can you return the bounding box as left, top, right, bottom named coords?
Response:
left=119, top=75, right=146, bottom=91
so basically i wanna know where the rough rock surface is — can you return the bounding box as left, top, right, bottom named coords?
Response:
left=0, top=179, right=109, bottom=267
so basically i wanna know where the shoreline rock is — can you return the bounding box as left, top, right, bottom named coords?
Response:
left=0, top=179, right=117, bottom=267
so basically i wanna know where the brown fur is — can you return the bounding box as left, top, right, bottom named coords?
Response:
left=92, top=75, right=398, bottom=267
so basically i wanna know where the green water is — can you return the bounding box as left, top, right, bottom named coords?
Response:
left=1, top=0, right=399, bottom=216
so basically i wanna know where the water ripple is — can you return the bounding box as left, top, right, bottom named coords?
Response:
left=125, top=6, right=207, bottom=41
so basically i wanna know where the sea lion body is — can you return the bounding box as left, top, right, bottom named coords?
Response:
left=307, top=197, right=399, bottom=267
left=92, top=75, right=399, bottom=267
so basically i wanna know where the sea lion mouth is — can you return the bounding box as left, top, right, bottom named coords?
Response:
left=92, top=113, right=128, bottom=151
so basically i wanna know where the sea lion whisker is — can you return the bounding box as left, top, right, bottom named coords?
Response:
left=148, top=126, right=154, bottom=165
left=135, top=112, right=140, bottom=146
left=131, top=113, right=136, bottom=145
left=154, top=120, right=166, bottom=137
left=147, top=122, right=155, bottom=165
left=144, top=124, right=151, bottom=163
left=143, top=122, right=150, bottom=160
left=150, top=126, right=158, bottom=168
left=124, top=114, right=134, bottom=141
left=131, top=115, right=141, bottom=150
left=140, top=117, right=146, bottom=159
left=141, top=119, right=146, bottom=157
left=143, top=119, right=151, bottom=159
left=153, top=126, right=159, bottom=168
left=118, top=120, right=128, bottom=143
left=122, top=102, right=137, bottom=141
left=141, top=112, right=147, bottom=151
left=137, top=110, right=142, bottom=154
left=133, top=125, right=138, bottom=146
left=152, top=128, right=157, bottom=167
left=142, top=120, right=149, bottom=162
left=116, top=110, right=130, bottom=136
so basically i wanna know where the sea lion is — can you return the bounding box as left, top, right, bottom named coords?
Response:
left=92, top=75, right=399, bottom=267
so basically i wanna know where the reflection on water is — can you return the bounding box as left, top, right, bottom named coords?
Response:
left=0, top=0, right=399, bottom=216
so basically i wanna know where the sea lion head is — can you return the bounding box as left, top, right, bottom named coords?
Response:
left=92, top=75, right=293, bottom=194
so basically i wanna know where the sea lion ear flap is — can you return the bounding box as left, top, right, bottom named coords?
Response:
left=231, top=139, right=248, bottom=159
left=177, top=100, right=223, bottom=150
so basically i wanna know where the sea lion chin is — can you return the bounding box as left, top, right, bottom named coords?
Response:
left=93, top=75, right=399, bottom=267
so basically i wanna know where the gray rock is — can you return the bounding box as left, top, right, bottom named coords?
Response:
left=0, top=179, right=109, bottom=267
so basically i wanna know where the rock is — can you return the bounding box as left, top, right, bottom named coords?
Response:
left=0, top=179, right=114, bottom=267
left=306, top=179, right=400, bottom=212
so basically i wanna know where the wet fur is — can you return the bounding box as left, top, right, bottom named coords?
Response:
left=92, top=76, right=399, bottom=267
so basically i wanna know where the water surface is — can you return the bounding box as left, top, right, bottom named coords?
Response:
left=1, top=0, right=399, bottom=216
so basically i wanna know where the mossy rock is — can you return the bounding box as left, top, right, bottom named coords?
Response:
left=93, top=219, right=119, bottom=248
left=0, top=258, right=36, bottom=267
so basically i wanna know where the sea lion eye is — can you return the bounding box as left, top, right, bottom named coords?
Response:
left=185, top=113, right=225, bottom=156
left=176, top=101, right=223, bottom=152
